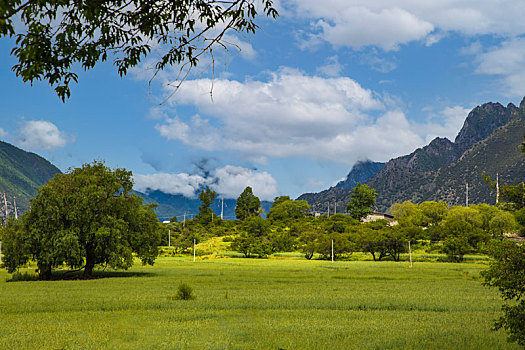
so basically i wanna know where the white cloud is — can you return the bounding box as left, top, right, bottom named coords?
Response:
left=134, top=165, right=278, bottom=200
left=475, top=38, right=525, bottom=96
left=153, top=69, right=445, bottom=165
left=315, top=7, right=434, bottom=51
left=317, top=55, right=343, bottom=77
left=133, top=173, right=207, bottom=198
left=17, top=120, right=68, bottom=151
left=416, top=106, right=471, bottom=143
left=211, top=166, right=278, bottom=200
left=0, top=128, right=7, bottom=138
left=286, top=1, right=525, bottom=50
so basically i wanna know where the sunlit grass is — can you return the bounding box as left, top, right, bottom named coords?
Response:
left=0, top=258, right=517, bottom=349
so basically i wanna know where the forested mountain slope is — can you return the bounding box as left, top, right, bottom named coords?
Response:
left=0, top=140, right=62, bottom=217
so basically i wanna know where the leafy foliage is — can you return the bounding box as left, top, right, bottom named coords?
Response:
left=483, top=241, right=525, bottom=346
left=2, top=161, right=162, bottom=279
left=235, top=186, right=261, bottom=220
left=267, top=197, right=309, bottom=224
left=346, top=183, right=377, bottom=220
left=195, top=188, right=218, bottom=226
left=0, top=0, right=278, bottom=101
left=173, top=283, right=196, bottom=300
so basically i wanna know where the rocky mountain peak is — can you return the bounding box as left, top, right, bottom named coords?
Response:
left=519, top=96, right=525, bottom=111
left=454, top=101, right=515, bottom=153
left=335, top=160, right=385, bottom=190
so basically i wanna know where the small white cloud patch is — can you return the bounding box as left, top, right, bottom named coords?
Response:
left=17, top=120, right=68, bottom=151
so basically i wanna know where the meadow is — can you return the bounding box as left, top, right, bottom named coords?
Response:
left=0, top=257, right=518, bottom=349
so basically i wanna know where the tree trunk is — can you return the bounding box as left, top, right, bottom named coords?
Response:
left=84, top=245, right=95, bottom=276
left=38, top=262, right=52, bottom=280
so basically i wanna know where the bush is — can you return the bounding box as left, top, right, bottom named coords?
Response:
left=7, top=271, right=39, bottom=282
left=172, top=283, right=196, bottom=300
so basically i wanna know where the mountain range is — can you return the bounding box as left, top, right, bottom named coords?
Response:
left=2, top=97, right=524, bottom=220
left=0, top=142, right=270, bottom=221
left=298, top=98, right=525, bottom=213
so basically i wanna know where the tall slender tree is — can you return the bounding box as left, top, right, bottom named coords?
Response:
left=235, top=186, right=261, bottom=220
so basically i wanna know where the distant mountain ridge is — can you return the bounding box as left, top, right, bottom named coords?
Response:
left=335, top=161, right=386, bottom=189
left=0, top=140, right=62, bottom=218
left=140, top=189, right=273, bottom=221
left=299, top=98, right=525, bottom=213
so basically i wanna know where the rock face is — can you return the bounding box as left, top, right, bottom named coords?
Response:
left=297, top=160, right=385, bottom=213
left=0, top=140, right=62, bottom=217
left=299, top=97, right=525, bottom=212
left=454, top=102, right=518, bottom=153
left=335, top=161, right=385, bottom=190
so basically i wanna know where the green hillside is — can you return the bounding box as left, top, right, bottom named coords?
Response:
left=0, top=141, right=62, bottom=217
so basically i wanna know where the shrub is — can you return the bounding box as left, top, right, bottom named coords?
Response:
left=7, top=271, right=39, bottom=282
left=172, top=283, right=196, bottom=300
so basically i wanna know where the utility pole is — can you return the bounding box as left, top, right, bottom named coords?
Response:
left=408, top=241, right=413, bottom=268
left=168, top=229, right=171, bottom=247
left=331, top=240, right=334, bottom=264
left=334, top=200, right=337, bottom=215
left=327, top=202, right=330, bottom=217
left=3, top=193, right=8, bottom=219
left=183, top=212, right=186, bottom=228
left=496, top=173, right=499, bottom=205
left=13, top=196, right=18, bottom=219
left=221, top=197, right=224, bottom=220
left=465, top=183, right=469, bottom=207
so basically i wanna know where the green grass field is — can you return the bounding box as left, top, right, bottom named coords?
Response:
left=0, top=258, right=518, bottom=349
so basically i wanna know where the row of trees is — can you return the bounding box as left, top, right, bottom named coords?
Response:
left=161, top=182, right=523, bottom=262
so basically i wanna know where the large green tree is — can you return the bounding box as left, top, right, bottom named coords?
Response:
left=2, top=161, right=161, bottom=279
left=195, top=188, right=218, bottom=226
left=235, top=186, right=261, bottom=220
left=483, top=241, right=525, bottom=346
left=0, top=1, right=278, bottom=101
left=267, top=197, right=310, bottom=224
left=346, top=183, right=377, bottom=221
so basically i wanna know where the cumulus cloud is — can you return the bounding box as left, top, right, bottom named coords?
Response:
left=134, top=165, right=278, bottom=200
left=17, top=120, right=69, bottom=151
left=134, top=173, right=207, bottom=198
left=416, top=106, right=471, bottom=143
left=287, top=0, right=525, bottom=50
left=152, top=69, right=460, bottom=165
left=0, top=128, right=7, bottom=138
left=474, top=38, right=525, bottom=96
left=211, top=166, right=278, bottom=200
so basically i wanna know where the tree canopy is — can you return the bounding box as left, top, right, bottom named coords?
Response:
left=235, top=186, right=261, bottom=220
left=2, top=161, right=161, bottom=279
left=195, top=188, right=217, bottom=225
left=0, top=0, right=278, bottom=101
left=346, top=183, right=377, bottom=221
left=483, top=241, right=525, bottom=346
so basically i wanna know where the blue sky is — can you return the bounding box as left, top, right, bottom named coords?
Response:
left=1, top=1, right=525, bottom=201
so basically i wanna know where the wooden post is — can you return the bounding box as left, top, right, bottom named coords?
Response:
left=331, top=239, right=334, bottom=264
left=408, top=241, right=413, bottom=268
left=168, top=229, right=171, bottom=247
